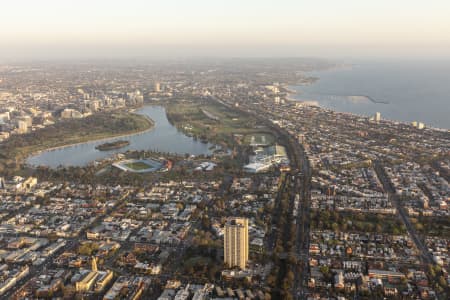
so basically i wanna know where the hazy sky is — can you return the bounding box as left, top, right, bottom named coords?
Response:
left=1, top=0, right=450, bottom=60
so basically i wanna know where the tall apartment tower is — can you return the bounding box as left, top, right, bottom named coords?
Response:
left=154, top=82, right=161, bottom=92
left=224, top=217, right=248, bottom=269
left=375, top=112, right=381, bottom=122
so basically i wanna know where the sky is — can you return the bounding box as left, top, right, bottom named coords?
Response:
left=1, top=0, right=450, bottom=61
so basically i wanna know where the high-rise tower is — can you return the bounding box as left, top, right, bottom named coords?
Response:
left=224, top=217, right=248, bottom=269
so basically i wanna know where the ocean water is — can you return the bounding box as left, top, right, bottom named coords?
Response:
left=292, top=60, right=450, bottom=129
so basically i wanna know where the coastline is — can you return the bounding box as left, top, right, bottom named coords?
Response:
left=285, top=86, right=449, bottom=132
left=287, top=62, right=450, bottom=129
left=26, top=110, right=155, bottom=160
left=286, top=85, right=389, bottom=105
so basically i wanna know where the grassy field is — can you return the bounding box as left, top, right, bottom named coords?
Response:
left=124, top=161, right=154, bottom=171
left=165, top=99, right=274, bottom=147
left=311, top=210, right=407, bottom=235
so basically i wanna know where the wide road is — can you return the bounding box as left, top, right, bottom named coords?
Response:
left=210, top=96, right=312, bottom=299
left=374, top=161, right=434, bottom=265
left=280, top=133, right=312, bottom=300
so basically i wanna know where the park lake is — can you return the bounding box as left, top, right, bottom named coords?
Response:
left=27, top=106, right=215, bottom=168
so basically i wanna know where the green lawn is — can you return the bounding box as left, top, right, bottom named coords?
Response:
left=125, top=161, right=153, bottom=170
left=184, top=256, right=212, bottom=268
left=165, top=100, right=274, bottom=147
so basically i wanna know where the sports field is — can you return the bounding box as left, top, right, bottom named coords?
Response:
left=113, top=159, right=162, bottom=173
left=125, top=161, right=154, bottom=171
left=243, top=132, right=275, bottom=146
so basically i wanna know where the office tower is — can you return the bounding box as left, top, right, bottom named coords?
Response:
left=224, top=217, right=248, bottom=269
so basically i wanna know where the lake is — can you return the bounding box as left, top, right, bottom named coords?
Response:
left=291, top=60, right=450, bottom=129
left=27, top=105, right=214, bottom=167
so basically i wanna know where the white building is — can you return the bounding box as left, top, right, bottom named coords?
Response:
left=374, top=112, right=381, bottom=122
left=17, top=120, right=28, bottom=134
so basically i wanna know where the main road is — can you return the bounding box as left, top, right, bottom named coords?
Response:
left=374, top=161, right=434, bottom=265
left=210, top=96, right=312, bottom=299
